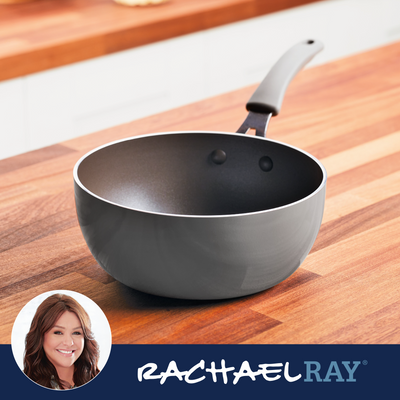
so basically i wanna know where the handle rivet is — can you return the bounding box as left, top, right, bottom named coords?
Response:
left=210, top=149, right=227, bottom=165
left=259, top=156, right=273, bottom=172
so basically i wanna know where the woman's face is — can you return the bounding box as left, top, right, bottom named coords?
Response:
left=43, top=311, right=85, bottom=370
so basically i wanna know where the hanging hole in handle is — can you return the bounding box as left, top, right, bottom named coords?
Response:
left=307, top=40, right=315, bottom=44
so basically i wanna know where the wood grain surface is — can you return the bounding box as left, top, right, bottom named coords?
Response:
left=1, top=40, right=400, bottom=344
left=0, top=0, right=320, bottom=81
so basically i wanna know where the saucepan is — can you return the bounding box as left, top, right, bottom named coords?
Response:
left=74, top=39, right=326, bottom=300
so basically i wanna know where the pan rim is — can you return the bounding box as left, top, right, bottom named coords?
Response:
left=73, top=130, right=327, bottom=219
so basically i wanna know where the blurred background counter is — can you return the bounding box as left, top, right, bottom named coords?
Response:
left=1, top=0, right=400, bottom=160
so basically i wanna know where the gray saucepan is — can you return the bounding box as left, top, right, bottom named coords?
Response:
left=73, top=39, right=327, bottom=300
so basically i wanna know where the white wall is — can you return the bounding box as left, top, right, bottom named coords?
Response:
left=1, top=0, right=400, bottom=160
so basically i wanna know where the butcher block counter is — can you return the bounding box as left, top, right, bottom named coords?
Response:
left=0, top=0, right=320, bottom=82
left=1, top=40, right=400, bottom=344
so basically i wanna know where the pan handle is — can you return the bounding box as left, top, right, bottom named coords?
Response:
left=246, top=39, right=323, bottom=116
left=236, top=39, right=323, bottom=137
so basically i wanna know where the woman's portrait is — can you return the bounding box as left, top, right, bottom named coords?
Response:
left=11, top=290, right=112, bottom=390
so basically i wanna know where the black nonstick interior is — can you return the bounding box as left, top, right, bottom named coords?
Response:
left=77, top=133, right=324, bottom=215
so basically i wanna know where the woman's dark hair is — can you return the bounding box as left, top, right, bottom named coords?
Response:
left=23, top=293, right=100, bottom=389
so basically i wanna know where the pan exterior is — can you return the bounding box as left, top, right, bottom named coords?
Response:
left=74, top=180, right=325, bottom=300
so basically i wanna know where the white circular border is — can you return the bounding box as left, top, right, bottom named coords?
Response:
left=11, top=290, right=112, bottom=376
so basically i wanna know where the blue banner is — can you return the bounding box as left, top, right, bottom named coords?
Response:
left=2, top=344, right=397, bottom=398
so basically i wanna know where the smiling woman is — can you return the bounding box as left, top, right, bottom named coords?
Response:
left=23, top=294, right=101, bottom=390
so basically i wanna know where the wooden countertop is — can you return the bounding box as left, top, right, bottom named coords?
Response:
left=0, top=0, right=320, bottom=82
left=1, top=40, right=400, bottom=344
